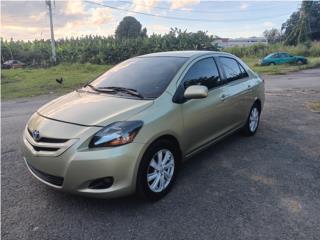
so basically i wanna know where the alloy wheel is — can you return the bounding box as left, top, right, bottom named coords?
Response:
left=147, top=149, right=175, bottom=193
left=249, top=107, right=259, bottom=132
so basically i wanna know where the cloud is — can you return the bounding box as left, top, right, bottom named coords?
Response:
left=148, top=24, right=169, bottom=35
left=63, top=0, right=86, bottom=15
left=180, top=8, right=193, bottom=12
left=30, top=11, right=47, bottom=21
left=263, top=21, right=274, bottom=28
left=170, top=0, right=199, bottom=10
left=240, top=3, right=249, bottom=10
left=55, top=8, right=115, bottom=38
left=1, top=1, right=116, bottom=40
left=132, top=0, right=160, bottom=12
left=89, top=8, right=114, bottom=25
left=1, top=25, right=48, bottom=40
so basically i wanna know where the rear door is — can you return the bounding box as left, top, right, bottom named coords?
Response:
left=217, top=56, right=253, bottom=129
left=279, top=52, right=295, bottom=64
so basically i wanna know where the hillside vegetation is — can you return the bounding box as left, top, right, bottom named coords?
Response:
left=2, top=32, right=320, bottom=67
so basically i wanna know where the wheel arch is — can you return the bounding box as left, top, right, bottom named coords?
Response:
left=146, top=134, right=183, bottom=162
left=254, top=98, right=262, bottom=112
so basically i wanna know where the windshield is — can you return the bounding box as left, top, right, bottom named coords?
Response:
left=265, top=53, right=275, bottom=58
left=89, top=56, right=187, bottom=99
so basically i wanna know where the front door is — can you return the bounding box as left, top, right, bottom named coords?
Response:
left=178, top=57, right=230, bottom=154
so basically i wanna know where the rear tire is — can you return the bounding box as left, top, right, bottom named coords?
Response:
left=269, top=62, right=276, bottom=66
left=243, top=103, right=261, bottom=136
left=136, top=139, right=180, bottom=201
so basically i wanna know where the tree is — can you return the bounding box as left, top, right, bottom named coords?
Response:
left=281, top=12, right=300, bottom=45
left=308, top=1, right=320, bottom=41
left=263, top=28, right=282, bottom=44
left=282, top=0, right=320, bottom=45
left=115, top=16, right=147, bottom=39
left=141, top=27, right=147, bottom=38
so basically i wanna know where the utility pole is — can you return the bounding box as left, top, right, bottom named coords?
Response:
left=45, top=0, right=56, bottom=64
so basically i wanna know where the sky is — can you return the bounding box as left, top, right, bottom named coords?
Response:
left=1, top=0, right=301, bottom=41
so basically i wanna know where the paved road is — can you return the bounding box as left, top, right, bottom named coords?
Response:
left=2, top=69, right=320, bottom=240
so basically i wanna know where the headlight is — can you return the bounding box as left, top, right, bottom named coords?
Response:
left=89, top=121, right=143, bottom=148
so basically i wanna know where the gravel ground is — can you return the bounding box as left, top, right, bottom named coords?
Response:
left=2, top=68, right=320, bottom=240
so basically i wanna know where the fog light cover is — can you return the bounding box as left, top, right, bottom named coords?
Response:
left=88, top=177, right=114, bottom=189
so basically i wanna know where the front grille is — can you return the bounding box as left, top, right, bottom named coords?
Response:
left=24, top=127, right=77, bottom=157
left=32, top=146, right=59, bottom=152
left=28, top=129, right=68, bottom=143
left=27, top=162, right=64, bottom=187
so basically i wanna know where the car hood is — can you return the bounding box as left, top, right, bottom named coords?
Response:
left=37, top=91, right=153, bottom=126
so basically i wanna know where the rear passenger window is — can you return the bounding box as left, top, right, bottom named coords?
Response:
left=239, top=63, right=248, bottom=77
left=183, top=58, right=220, bottom=90
left=280, top=53, right=289, bottom=58
left=219, top=57, right=248, bottom=81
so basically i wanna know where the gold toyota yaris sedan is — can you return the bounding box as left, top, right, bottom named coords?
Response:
left=22, top=51, right=264, bottom=200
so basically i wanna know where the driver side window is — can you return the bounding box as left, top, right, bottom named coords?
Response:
left=182, top=58, right=221, bottom=90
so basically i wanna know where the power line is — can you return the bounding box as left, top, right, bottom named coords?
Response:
left=85, top=1, right=292, bottom=23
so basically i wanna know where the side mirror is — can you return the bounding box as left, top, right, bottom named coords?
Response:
left=184, top=85, right=208, bottom=99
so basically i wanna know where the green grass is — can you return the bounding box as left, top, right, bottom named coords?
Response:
left=1, top=64, right=111, bottom=100
left=244, top=57, right=320, bottom=75
left=1, top=57, right=320, bottom=100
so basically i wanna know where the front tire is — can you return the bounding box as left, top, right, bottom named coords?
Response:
left=296, top=59, right=304, bottom=65
left=136, top=139, right=180, bottom=201
left=243, top=103, right=261, bottom=136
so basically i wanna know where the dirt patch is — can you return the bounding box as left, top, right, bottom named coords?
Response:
left=251, top=175, right=275, bottom=186
left=281, top=197, right=302, bottom=213
left=306, top=101, right=320, bottom=113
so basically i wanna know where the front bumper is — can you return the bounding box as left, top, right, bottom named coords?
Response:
left=22, top=127, right=146, bottom=198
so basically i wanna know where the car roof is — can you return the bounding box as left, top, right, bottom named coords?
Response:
left=138, top=50, right=228, bottom=58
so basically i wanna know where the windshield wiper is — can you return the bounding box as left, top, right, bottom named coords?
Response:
left=84, top=84, right=116, bottom=93
left=97, top=86, right=145, bottom=99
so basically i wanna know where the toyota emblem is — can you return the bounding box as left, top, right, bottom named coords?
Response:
left=32, top=130, right=41, bottom=141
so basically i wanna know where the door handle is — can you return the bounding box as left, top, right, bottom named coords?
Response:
left=247, top=84, right=251, bottom=89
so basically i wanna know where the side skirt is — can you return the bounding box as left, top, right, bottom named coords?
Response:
left=184, top=125, right=243, bottom=160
